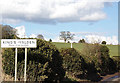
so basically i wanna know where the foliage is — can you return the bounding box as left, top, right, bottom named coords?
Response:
left=67, top=41, right=70, bottom=43
left=1, top=25, right=17, bottom=39
left=99, top=45, right=117, bottom=75
left=59, top=31, right=75, bottom=43
left=17, top=60, right=49, bottom=81
left=60, top=48, right=87, bottom=78
left=81, top=44, right=117, bottom=76
left=52, top=42, right=119, bottom=57
left=101, top=41, right=106, bottom=44
left=112, top=56, right=120, bottom=71
left=2, top=39, right=65, bottom=81
left=37, top=34, right=44, bottom=40
left=78, top=39, right=85, bottom=43
left=49, top=39, right=52, bottom=42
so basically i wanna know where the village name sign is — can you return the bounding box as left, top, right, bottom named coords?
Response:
left=1, top=39, right=36, bottom=48
left=1, top=39, right=37, bottom=81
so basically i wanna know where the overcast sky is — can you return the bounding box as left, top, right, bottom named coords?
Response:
left=0, top=0, right=119, bottom=44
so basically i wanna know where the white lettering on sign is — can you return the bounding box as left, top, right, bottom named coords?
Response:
left=1, top=39, right=37, bottom=48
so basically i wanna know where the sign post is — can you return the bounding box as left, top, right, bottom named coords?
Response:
left=1, top=39, right=37, bottom=81
left=15, top=48, right=17, bottom=81
left=24, top=48, right=27, bottom=81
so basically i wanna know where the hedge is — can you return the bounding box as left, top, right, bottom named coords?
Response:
left=112, top=56, right=120, bottom=71
left=2, top=39, right=65, bottom=81
left=60, top=48, right=87, bottom=78
left=81, top=44, right=117, bottom=76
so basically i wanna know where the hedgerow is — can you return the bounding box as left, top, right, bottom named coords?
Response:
left=2, top=39, right=65, bottom=81
left=60, top=48, right=87, bottom=78
left=112, top=56, right=120, bottom=71
left=82, top=44, right=117, bottom=76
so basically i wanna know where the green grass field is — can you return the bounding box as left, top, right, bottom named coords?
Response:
left=52, top=42, right=119, bottom=57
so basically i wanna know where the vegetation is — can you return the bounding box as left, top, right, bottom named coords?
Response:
left=49, top=39, right=52, bottom=42
left=52, top=42, right=119, bottom=57
left=112, top=56, right=120, bottom=71
left=2, top=39, right=65, bottom=81
left=59, top=31, right=74, bottom=43
left=78, top=39, right=85, bottom=43
left=60, top=48, right=102, bottom=82
left=52, top=42, right=119, bottom=81
left=1, top=25, right=17, bottom=39
left=37, top=34, right=44, bottom=40
left=81, top=44, right=117, bottom=75
left=67, top=41, right=70, bottom=43
left=102, top=41, right=106, bottom=44
left=60, top=48, right=87, bottom=78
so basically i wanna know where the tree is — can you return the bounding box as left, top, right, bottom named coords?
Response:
left=59, top=31, right=74, bottom=43
left=37, top=34, right=44, bottom=40
left=1, top=25, right=17, bottom=39
left=49, top=39, right=52, bottom=42
left=67, top=41, right=70, bottom=43
left=102, top=41, right=106, bottom=44
left=79, top=39, right=85, bottom=43
left=60, top=48, right=87, bottom=78
left=82, top=44, right=117, bottom=76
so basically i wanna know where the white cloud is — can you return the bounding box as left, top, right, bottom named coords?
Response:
left=80, top=12, right=106, bottom=21
left=29, top=34, right=37, bottom=38
left=15, top=25, right=38, bottom=38
left=15, top=26, right=27, bottom=38
left=0, top=0, right=116, bottom=24
left=52, top=37, right=64, bottom=42
left=84, top=35, right=118, bottom=45
left=70, top=32, right=118, bottom=45
left=71, top=32, right=106, bottom=35
left=51, top=34, right=118, bottom=45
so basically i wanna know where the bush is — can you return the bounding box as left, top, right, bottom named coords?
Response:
left=67, top=41, right=70, bottom=43
left=49, top=39, right=52, bottom=42
left=78, top=39, right=85, bottom=43
left=2, top=39, right=65, bottom=81
left=99, top=46, right=117, bottom=75
left=60, top=48, right=87, bottom=78
left=81, top=44, right=117, bottom=76
left=101, top=41, right=106, bottom=44
left=112, top=56, right=120, bottom=71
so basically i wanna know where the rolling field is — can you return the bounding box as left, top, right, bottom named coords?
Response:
left=52, top=42, right=119, bottom=57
